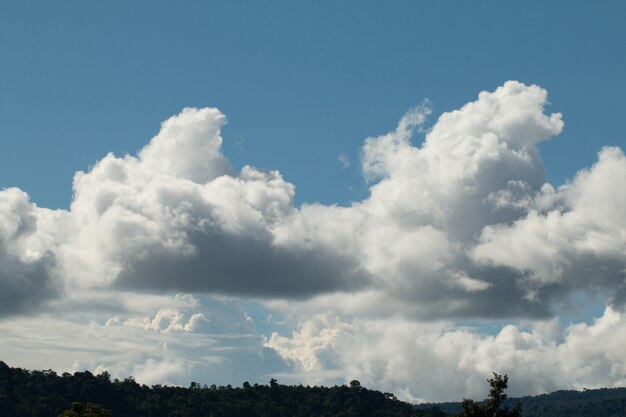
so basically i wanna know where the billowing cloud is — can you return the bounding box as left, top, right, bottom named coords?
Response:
left=0, top=188, right=65, bottom=316
left=1, top=81, right=625, bottom=401
left=472, top=146, right=626, bottom=304
left=267, top=307, right=626, bottom=402
left=294, top=82, right=626, bottom=320
left=59, top=107, right=369, bottom=298
left=1, top=81, right=625, bottom=320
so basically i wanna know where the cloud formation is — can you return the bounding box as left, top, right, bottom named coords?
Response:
left=60, top=107, right=369, bottom=299
left=267, top=307, right=626, bottom=402
left=1, top=81, right=625, bottom=322
left=0, top=188, right=63, bottom=315
left=472, top=146, right=626, bottom=304
left=0, top=293, right=287, bottom=386
left=274, top=81, right=624, bottom=319
left=1, top=81, right=625, bottom=401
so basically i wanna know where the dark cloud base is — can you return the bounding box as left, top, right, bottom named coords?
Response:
left=116, top=230, right=371, bottom=299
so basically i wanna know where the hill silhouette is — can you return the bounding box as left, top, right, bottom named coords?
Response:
left=3, top=360, right=626, bottom=417
left=416, top=386, right=626, bottom=417
left=0, top=361, right=444, bottom=417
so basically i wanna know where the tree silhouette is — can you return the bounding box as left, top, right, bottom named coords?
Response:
left=349, top=380, right=362, bottom=390
left=460, top=373, right=522, bottom=417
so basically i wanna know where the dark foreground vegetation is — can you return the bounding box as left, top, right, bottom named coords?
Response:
left=0, top=361, right=443, bottom=417
left=417, top=379, right=626, bottom=417
left=3, top=360, right=626, bottom=417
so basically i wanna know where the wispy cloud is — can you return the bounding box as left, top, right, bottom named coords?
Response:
left=338, top=153, right=350, bottom=169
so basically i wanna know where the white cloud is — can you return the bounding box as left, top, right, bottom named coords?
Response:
left=138, top=107, right=234, bottom=183
left=0, top=293, right=287, bottom=387
left=338, top=153, right=351, bottom=169
left=0, top=188, right=67, bottom=316
left=58, top=106, right=367, bottom=297
left=267, top=313, right=350, bottom=373
left=267, top=307, right=626, bottom=402
left=273, top=81, right=576, bottom=319
left=472, top=146, right=626, bottom=297
left=3, top=81, right=609, bottom=318
left=1, top=81, right=625, bottom=401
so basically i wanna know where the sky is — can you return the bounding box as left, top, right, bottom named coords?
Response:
left=0, top=0, right=626, bottom=403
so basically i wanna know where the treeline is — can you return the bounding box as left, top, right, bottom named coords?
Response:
left=0, top=361, right=446, bottom=417
left=417, top=387, right=626, bottom=417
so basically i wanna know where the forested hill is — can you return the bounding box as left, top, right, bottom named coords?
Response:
left=4, top=360, right=626, bottom=417
left=0, top=361, right=445, bottom=417
left=416, top=387, right=626, bottom=417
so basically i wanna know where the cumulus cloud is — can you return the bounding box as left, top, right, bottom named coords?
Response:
left=1, top=81, right=624, bottom=321
left=267, top=307, right=626, bottom=402
left=292, top=81, right=625, bottom=320
left=0, top=188, right=66, bottom=316
left=472, top=146, right=626, bottom=302
left=273, top=81, right=580, bottom=319
left=1, top=80, right=625, bottom=400
left=59, top=107, right=369, bottom=297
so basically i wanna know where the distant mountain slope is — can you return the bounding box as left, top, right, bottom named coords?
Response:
left=416, top=387, right=626, bottom=417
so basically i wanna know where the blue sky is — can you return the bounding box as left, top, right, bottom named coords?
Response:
left=1, top=1, right=626, bottom=403
left=1, top=1, right=624, bottom=208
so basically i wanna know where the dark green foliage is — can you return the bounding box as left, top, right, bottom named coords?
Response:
left=513, top=388, right=626, bottom=417
left=460, top=373, right=521, bottom=417
left=0, top=361, right=429, bottom=417
left=58, top=402, right=112, bottom=417
left=7, top=360, right=626, bottom=417
left=416, top=381, right=626, bottom=417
